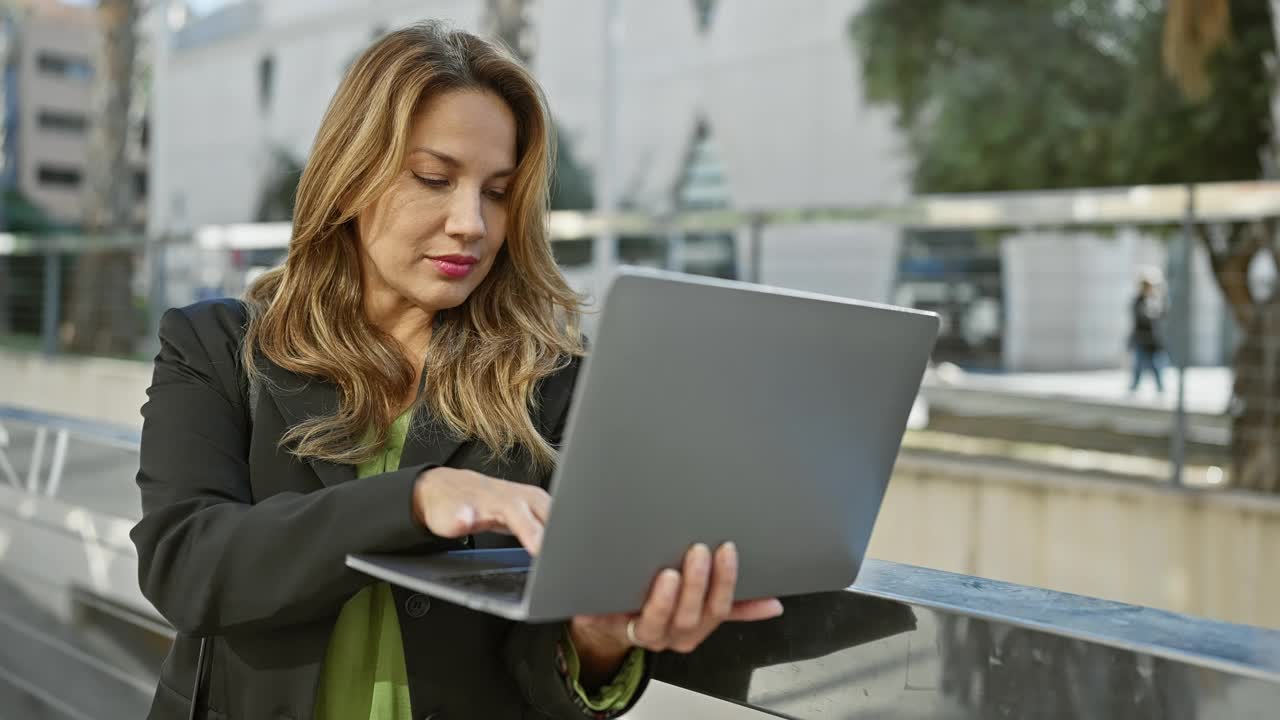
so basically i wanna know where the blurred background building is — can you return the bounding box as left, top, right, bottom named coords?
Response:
left=0, top=0, right=146, bottom=228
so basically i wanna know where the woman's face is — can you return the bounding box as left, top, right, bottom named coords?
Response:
left=357, top=89, right=517, bottom=316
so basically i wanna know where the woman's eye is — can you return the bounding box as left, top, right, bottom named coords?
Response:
left=485, top=189, right=507, bottom=201
left=414, top=174, right=450, bottom=189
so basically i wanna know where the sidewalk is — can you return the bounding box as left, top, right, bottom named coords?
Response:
left=937, top=366, right=1232, bottom=416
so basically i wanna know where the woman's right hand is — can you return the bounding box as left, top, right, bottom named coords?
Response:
left=412, top=467, right=551, bottom=555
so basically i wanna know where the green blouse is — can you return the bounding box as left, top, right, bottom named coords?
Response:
left=315, top=410, right=644, bottom=719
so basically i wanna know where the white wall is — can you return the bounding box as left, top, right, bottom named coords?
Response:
left=152, top=0, right=905, bottom=229
left=536, top=0, right=907, bottom=212
left=1002, top=230, right=1226, bottom=371
left=760, top=222, right=899, bottom=303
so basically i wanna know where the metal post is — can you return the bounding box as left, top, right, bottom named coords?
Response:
left=44, top=428, right=68, bottom=497
left=145, top=234, right=168, bottom=358
left=26, top=425, right=46, bottom=493
left=1170, top=183, right=1195, bottom=487
left=41, top=248, right=59, bottom=354
left=745, top=215, right=763, bottom=284
left=0, top=423, right=21, bottom=487
left=665, top=229, right=685, bottom=272
left=592, top=0, right=621, bottom=292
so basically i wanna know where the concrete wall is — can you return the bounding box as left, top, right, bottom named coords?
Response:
left=0, top=350, right=151, bottom=428
left=872, top=453, right=1280, bottom=629
left=760, top=222, right=900, bottom=303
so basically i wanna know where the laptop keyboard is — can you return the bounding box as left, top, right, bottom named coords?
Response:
left=439, top=568, right=530, bottom=601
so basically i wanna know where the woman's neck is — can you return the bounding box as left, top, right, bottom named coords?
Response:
left=363, top=289, right=434, bottom=369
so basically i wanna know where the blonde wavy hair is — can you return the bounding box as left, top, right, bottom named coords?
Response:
left=242, top=22, right=583, bottom=469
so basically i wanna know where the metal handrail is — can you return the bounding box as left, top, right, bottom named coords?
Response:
left=853, top=558, right=1280, bottom=684
left=3, top=179, right=1280, bottom=256
left=0, top=405, right=140, bottom=498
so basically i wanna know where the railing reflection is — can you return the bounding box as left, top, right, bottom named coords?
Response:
left=646, top=560, right=1280, bottom=719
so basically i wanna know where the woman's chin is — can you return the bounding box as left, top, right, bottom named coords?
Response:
left=411, top=285, right=474, bottom=313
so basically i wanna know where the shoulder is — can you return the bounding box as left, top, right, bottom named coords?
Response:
left=160, top=298, right=251, bottom=356
left=166, top=298, right=250, bottom=341
left=157, top=299, right=251, bottom=403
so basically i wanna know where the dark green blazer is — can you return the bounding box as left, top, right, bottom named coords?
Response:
left=131, top=299, right=644, bottom=719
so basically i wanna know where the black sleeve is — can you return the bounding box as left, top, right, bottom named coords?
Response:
left=502, top=354, right=652, bottom=718
left=130, top=308, right=450, bottom=636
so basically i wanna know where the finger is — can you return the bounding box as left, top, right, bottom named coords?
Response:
left=727, top=598, right=785, bottom=622
left=669, top=543, right=735, bottom=654
left=429, top=500, right=476, bottom=538
left=522, top=486, right=552, bottom=524
left=454, top=503, right=476, bottom=534
left=703, top=542, right=738, bottom=623
left=634, top=569, right=681, bottom=650
left=499, top=499, right=545, bottom=557
left=671, top=544, right=712, bottom=637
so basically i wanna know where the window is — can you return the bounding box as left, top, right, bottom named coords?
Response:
left=37, top=165, right=81, bottom=188
left=36, top=51, right=92, bottom=81
left=258, top=55, right=274, bottom=111
left=37, top=110, right=87, bottom=133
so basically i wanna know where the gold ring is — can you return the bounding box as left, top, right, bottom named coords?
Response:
left=625, top=618, right=640, bottom=647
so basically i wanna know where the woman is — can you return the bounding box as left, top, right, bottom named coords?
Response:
left=1129, top=274, right=1166, bottom=394
left=131, top=22, right=782, bottom=720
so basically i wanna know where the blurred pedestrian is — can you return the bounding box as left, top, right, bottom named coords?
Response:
left=1129, top=271, right=1167, bottom=394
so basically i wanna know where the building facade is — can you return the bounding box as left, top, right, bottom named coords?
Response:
left=0, top=0, right=148, bottom=228
left=151, top=0, right=1231, bottom=370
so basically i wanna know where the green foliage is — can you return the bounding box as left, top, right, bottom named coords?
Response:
left=1, top=188, right=73, bottom=233
left=256, top=147, right=304, bottom=222
left=851, top=0, right=1275, bottom=193
left=550, top=118, right=595, bottom=211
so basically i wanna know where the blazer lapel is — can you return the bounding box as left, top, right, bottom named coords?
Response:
left=261, top=359, right=467, bottom=485
left=400, top=407, right=467, bottom=470
left=260, top=360, right=356, bottom=487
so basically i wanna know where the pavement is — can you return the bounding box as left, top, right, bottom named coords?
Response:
left=941, top=365, right=1232, bottom=416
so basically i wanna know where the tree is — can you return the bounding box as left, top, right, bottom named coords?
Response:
left=1164, top=0, right=1280, bottom=492
left=66, top=0, right=141, bottom=356
left=851, top=0, right=1280, bottom=491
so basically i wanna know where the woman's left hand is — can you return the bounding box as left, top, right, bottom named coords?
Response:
left=567, top=542, right=783, bottom=684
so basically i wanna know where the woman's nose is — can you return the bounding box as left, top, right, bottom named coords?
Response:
left=445, top=191, right=485, bottom=241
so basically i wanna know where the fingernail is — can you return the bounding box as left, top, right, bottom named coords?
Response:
left=722, top=541, right=737, bottom=554
left=772, top=600, right=785, bottom=615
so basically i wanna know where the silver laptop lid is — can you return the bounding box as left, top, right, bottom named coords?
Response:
left=524, top=269, right=939, bottom=620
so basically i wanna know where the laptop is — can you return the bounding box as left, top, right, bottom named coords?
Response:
left=347, top=267, right=939, bottom=622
